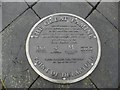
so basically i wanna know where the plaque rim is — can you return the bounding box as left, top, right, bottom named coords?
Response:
left=26, top=13, right=101, bottom=84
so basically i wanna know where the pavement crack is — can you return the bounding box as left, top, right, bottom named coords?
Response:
left=96, top=9, right=119, bottom=32
left=86, top=1, right=119, bottom=32
left=28, top=0, right=40, bottom=8
left=31, top=8, right=41, bottom=19
left=24, top=0, right=38, bottom=8
left=25, top=0, right=41, bottom=19
left=89, top=78, right=99, bottom=90
left=85, top=1, right=101, bottom=19
left=28, top=75, right=40, bottom=89
left=1, top=7, right=30, bottom=33
left=85, top=0, right=94, bottom=8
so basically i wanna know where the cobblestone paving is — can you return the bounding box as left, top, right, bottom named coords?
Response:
left=1, top=1, right=119, bottom=89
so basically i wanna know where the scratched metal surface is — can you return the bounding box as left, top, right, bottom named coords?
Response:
left=1, top=1, right=119, bottom=89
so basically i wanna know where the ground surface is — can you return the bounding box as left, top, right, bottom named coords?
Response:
left=1, top=1, right=119, bottom=89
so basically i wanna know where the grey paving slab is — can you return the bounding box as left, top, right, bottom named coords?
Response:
left=0, top=34, right=2, bottom=80
left=30, top=76, right=57, bottom=88
left=2, top=2, right=28, bottom=29
left=0, top=2, right=2, bottom=78
left=118, top=34, right=120, bottom=88
left=25, top=0, right=38, bottom=6
left=2, top=1, right=118, bottom=89
left=87, top=0, right=100, bottom=6
left=118, top=4, right=120, bottom=89
left=97, top=2, right=118, bottom=29
left=31, top=77, right=95, bottom=88
left=87, top=10, right=118, bottom=88
left=33, top=2, right=92, bottom=19
left=0, top=80, right=2, bottom=90
left=0, top=8, right=1, bottom=69
left=0, top=2, right=2, bottom=32
left=68, top=78, right=95, bottom=88
left=2, top=9, right=40, bottom=88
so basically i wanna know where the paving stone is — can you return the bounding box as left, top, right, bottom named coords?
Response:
left=0, top=2, right=2, bottom=32
left=90, top=2, right=99, bottom=6
left=0, top=1, right=2, bottom=82
left=25, top=0, right=39, bottom=6
left=118, top=3, right=120, bottom=86
left=87, top=10, right=118, bottom=88
left=0, top=80, right=2, bottom=90
left=87, top=0, right=100, bottom=6
left=33, top=2, right=92, bottom=19
left=0, top=33, right=1, bottom=80
left=118, top=34, right=120, bottom=88
left=2, top=9, right=40, bottom=88
left=0, top=2, right=2, bottom=78
left=31, top=77, right=95, bottom=88
left=2, top=2, right=28, bottom=29
left=33, top=2, right=61, bottom=19
left=2, top=1, right=118, bottom=89
left=30, top=76, right=57, bottom=88
left=68, top=78, right=95, bottom=88
left=97, top=2, right=118, bottom=29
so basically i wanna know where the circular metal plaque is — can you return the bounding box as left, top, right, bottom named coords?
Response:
left=26, top=13, right=101, bottom=84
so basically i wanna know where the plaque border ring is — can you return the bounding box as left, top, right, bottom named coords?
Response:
left=26, top=13, right=101, bottom=84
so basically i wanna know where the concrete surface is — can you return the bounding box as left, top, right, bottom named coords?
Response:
left=97, top=2, right=118, bottom=29
left=86, top=0, right=101, bottom=6
left=87, top=10, right=118, bottom=88
left=0, top=1, right=1, bottom=29
left=0, top=80, right=2, bottom=90
left=0, top=0, right=1, bottom=66
left=2, top=2, right=28, bottom=30
left=33, top=2, right=92, bottom=18
left=1, top=1, right=119, bottom=89
left=25, top=0, right=39, bottom=5
left=2, top=9, right=39, bottom=88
